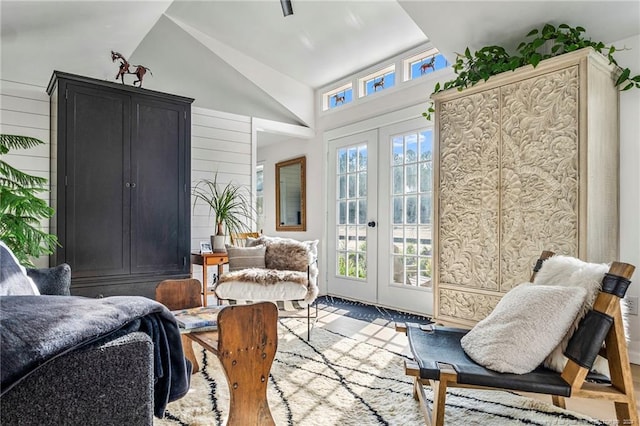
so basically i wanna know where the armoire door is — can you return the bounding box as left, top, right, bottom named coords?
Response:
left=65, top=84, right=131, bottom=278
left=130, top=96, right=189, bottom=275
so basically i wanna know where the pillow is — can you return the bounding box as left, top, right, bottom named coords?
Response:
left=461, top=283, right=588, bottom=374
left=532, top=255, right=611, bottom=374
left=27, top=264, right=72, bottom=295
left=0, top=241, right=40, bottom=295
left=225, top=245, right=266, bottom=272
left=250, top=236, right=319, bottom=273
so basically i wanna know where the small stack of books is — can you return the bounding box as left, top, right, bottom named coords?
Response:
left=171, top=305, right=224, bottom=330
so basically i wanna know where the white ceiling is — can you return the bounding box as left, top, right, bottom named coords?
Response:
left=2, top=1, right=639, bottom=130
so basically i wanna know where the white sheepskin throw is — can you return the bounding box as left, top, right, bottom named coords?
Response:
left=461, top=283, right=588, bottom=374
left=532, top=255, right=615, bottom=375
left=219, top=268, right=308, bottom=286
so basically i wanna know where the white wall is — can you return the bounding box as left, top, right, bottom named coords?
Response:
left=0, top=79, right=52, bottom=268
left=614, top=34, right=640, bottom=364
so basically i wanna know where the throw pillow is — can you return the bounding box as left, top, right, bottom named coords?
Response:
left=226, top=245, right=266, bottom=272
left=27, top=263, right=72, bottom=295
left=264, top=240, right=309, bottom=272
left=532, top=255, right=611, bottom=374
left=0, top=241, right=40, bottom=295
left=460, top=283, right=588, bottom=374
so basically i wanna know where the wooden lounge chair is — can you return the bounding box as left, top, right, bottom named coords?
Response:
left=398, top=251, right=637, bottom=426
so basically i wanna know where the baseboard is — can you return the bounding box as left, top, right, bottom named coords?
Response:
left=629, top=348, right=640, bottom=365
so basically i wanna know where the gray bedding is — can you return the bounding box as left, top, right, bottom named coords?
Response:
left=0, top=295, right=190, bottom=418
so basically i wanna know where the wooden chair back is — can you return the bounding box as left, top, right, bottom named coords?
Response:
left=155, top=278, right=202, bottom=310
left=229, top=232, right=261, bottom=247
left=217, top=301, right=278, bottom=426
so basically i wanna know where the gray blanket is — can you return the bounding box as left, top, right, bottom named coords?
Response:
left=0, top=295, right=190, bottom=418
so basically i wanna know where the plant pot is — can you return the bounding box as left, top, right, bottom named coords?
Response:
left=211, top=235, right=226, bottom=253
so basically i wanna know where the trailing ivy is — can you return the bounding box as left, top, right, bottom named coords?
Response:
left=424, top=24, right=640, bottom=120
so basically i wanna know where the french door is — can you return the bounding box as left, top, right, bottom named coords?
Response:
left=377, top=118, right=433, bottom=314
left=327, top=118, right=433, bottom=315
left=327, top=130, right=378, bottom=303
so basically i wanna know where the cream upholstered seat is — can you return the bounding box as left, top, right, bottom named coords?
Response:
left=213, top=235, right=319, bottom=338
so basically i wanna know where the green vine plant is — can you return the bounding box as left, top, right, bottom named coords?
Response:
left=1, top=134, right=58, bottom=266
left=423, top=23, right=640, bottom=120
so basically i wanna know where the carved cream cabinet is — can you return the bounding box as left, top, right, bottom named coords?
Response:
left=433, top=48, right=620, bottom=327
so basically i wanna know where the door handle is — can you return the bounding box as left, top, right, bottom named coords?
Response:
left=367, top=220, right=376, bottom=228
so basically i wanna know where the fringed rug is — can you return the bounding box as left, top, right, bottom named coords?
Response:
left=155, top=318, right=605, bottom=426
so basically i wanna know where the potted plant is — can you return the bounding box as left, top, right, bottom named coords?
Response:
left=1, top=134, right=58, bottom=266
left=192, top=173, right=255, bottom=252
left=423, top=23, right=640, bottom=120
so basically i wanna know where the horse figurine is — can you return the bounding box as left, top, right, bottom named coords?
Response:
left=111, top=51, right=130, bottom=84
left=333, top=93, right=345, bottom=105
left=130, top=65, right=152, bottom=87
left=373, top=77, right=384, bottom=91
left=420, top=56, right=436, bottom=74
left=110, top=51, right=152, bottom=87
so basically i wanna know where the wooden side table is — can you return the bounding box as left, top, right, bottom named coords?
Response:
left=190, top=252, right=228, bottom=306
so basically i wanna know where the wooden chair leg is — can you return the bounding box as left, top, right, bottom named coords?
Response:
left=182, top=335, right=199, bottom=374
left=431, top=377, right=448, bottom=426
left=551, top=395, right=566, bottom=409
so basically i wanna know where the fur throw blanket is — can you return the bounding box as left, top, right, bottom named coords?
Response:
left=219, top=268, right=308, bottom=286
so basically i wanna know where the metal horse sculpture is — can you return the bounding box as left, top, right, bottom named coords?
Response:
left=110, top=51, right=152, bottom=87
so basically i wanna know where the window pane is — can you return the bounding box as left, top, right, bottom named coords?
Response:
left=328, top=87, right=353, bottom=109
left=357, top=252, right=367, bottom=279
left=337, top=252, right=346, bottom=276
left=420, top=194, right=432, bottom=224
left=419, top=163, right=432, bottom=192
left=392, top=255, right=404, bottom=284
left=419, top=130, right=432, bottom=160
left=358, top=145, right=367, bottom=171
left=338, top=201, right=346, bottom=225
left=338, top=175, right=346, bottom=199
left=393, top=137, right=404, bottom=165
left=348, top=174, right=356, bottom=198
left=356, top=226, right=367, bottom=252
left=418, top=225, right=432, bottom=255
left=405, top=134, right=417, bottom=163
left=348, top=147, right=357, bottom=172
left=393, top=196, right=403, bottom=224
left=393, top=166, right=403, bottom=195
left=405, top=164, right=417, bottom=193
left=358, top=199, right=367, bottom=224
left=406, top=195, right=417, bottom=224
left=347, top=226, right=357, bottom=251
left=358, top=172, right=367, bottom=197
left=338, top=149, right=347, bottom=174
left=347, top=252, right=357, bottom=277
left=348, top=200, right=356, bottom=224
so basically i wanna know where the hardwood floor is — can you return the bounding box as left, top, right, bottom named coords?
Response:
left=314, top=308, right=640, bottom=422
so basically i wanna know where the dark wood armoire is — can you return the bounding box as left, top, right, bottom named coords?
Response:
left=47, top=71, right=193, bottom=299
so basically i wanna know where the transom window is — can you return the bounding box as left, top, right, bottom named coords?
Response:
left=323, top=83, right=353, bottom=111
left=359, top=65, right=395, bottom=97
left=404, top=49, right=450, bottom=81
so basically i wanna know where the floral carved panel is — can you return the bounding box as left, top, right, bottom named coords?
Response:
left=439, top=89, right=500, bottom=290
left=500, top=67, right=579, bottom=291
left=438, top=288, right=501, bottom=322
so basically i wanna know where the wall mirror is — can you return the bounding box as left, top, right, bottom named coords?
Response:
left=276, top=156, right=306, bottom=231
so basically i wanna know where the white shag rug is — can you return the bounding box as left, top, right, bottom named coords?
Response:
left=155, top=318, right=606, bottom=426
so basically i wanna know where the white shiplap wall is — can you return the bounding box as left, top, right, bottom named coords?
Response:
left=0, top=80, right=51, bottom=268
left=190, top=106, right=253, bottom=253
left=1, top=80, right=255, bottom=274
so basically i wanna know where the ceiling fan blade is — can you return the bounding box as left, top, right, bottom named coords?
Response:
left=280, top=0, right=293, bottom=17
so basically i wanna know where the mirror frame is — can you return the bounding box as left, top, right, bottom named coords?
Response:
left=275, top=156, right=306, bottom=232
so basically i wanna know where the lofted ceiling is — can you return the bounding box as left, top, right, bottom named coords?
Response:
left=1, top=1, right=639, bottom=131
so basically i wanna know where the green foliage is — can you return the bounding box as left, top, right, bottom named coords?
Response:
left=192, top=172, right=255, bottom=237
left=0, top=134, right=58, bottom=266
left=423, top=23, right=639, bottom=120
